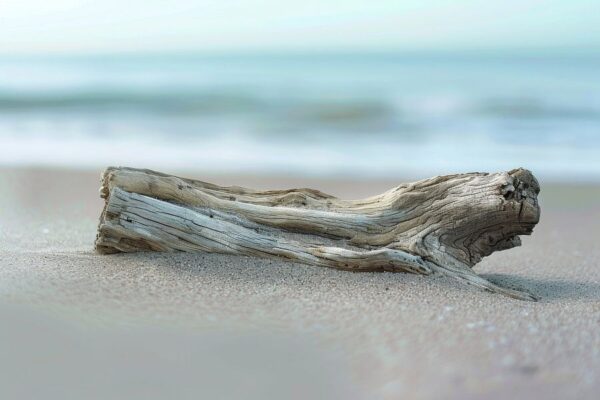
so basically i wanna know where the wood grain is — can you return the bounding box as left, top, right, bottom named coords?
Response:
left=96, top=167, right=541, bottom=300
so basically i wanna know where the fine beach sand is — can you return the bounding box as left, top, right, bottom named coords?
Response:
left=1, top=167, right=599, bottom=399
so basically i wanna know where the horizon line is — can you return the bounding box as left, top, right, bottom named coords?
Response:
left=1, top=45, right=599, bottom=59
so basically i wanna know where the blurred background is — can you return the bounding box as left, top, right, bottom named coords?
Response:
left=1, top=0, right=599, bottom=181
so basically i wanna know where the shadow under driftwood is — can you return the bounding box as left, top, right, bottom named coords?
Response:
left=115, top=251, right=600, bottom=303
left=482, top=273, right=600, bottom=301
left=110, top=251, right=432, bottom=291
left=103, top=251, right=547, bottom=302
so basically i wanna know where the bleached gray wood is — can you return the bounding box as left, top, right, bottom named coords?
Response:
left=96, top=167, right=541, bottom=301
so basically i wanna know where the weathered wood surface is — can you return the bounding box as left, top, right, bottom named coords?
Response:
left=96, top=167, right=541, bottom=300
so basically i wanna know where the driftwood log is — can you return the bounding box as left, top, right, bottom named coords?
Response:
left=95, top=167, right=541, bottom=301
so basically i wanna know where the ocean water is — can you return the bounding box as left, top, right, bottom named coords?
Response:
left=1, top=52, right=599, bottom=180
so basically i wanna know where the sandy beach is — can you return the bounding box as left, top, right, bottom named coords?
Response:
left=1, top=166, right=599, bottom=399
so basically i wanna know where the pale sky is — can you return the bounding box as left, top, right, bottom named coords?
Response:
left=1, top=0, right=599, bottom=54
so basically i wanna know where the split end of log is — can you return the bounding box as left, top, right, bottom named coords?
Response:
left=95, top=167, right=541, bottom=301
